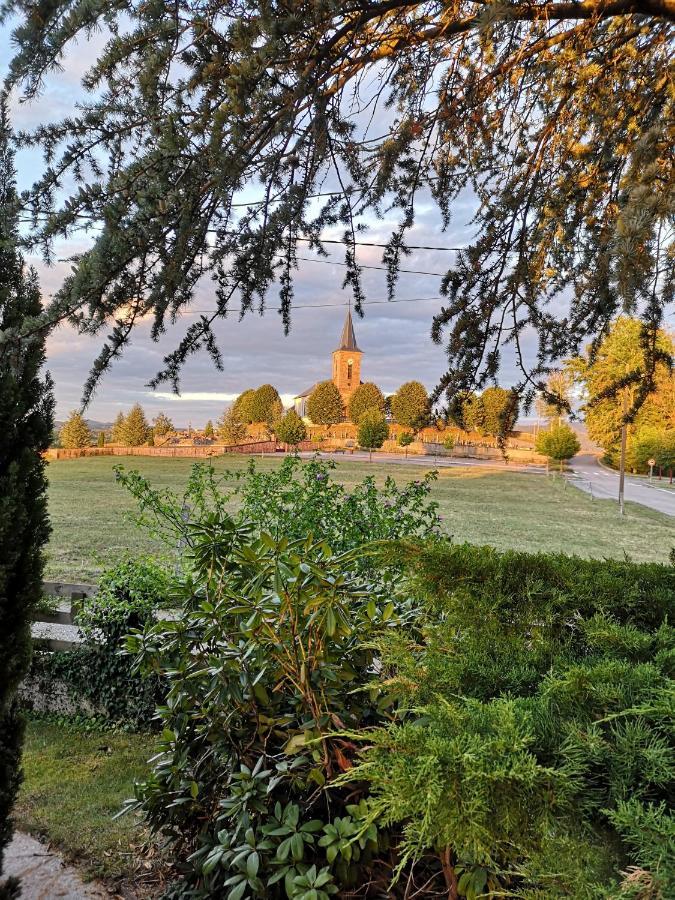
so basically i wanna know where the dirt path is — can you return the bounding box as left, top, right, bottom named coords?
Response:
left=3, top=832, right=108, bottom=899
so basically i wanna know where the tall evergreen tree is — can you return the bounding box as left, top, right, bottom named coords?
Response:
left=59, top=410, right=92, bottom=448
left=111, top=410, right=126, bottom=444
left=122, top=403, right=150, bottom=446
left=0, top=100, right=53, bottom=896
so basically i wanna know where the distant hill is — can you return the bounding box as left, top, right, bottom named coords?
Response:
left=54, top=419, right=113, bottom=434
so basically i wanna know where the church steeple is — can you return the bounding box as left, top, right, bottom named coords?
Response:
left=336, top=307, right=360, bottom=352
left=332, top=305, right=363, bottom=404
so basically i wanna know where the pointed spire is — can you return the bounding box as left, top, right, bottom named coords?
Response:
left=336, top=306, right=360, bottom=352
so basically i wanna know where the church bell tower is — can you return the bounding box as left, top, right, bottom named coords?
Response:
left=332, top=308, right=362, bottom=405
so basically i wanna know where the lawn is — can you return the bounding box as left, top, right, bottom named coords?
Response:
left=14, top=719, right=154, bottom=882
left=44, top=454, right=673, bottom=583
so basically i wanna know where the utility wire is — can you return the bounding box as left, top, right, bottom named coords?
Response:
left=185, top=295, right=446, bottom=313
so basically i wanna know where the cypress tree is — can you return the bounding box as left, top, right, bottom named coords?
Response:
left=0, top=101, right=53, bottom=896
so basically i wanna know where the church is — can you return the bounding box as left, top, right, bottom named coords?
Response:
left=293, top=308, right=363, bottom=420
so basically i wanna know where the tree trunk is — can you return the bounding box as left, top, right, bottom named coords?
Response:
left=440, top=847, right=459, bottom=899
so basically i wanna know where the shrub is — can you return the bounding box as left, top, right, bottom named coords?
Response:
left=398, top=432, right=414, bottom=447
left=347, top=541, right=675, bottom=895
left=443, top=434, right=455, bottom=451
left=32, top=557, right=171, bottom=726
left=125, top=526, right=400, bottom=897
left=116, top=456, right=441, bottom=570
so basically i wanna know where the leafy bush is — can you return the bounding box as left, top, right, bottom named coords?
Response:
left=116, top=456, right=441, bottom=570
left=357, top=409, right=389, bottom=451
left=32, top=556, right=170, bottom=726
left=124, top=525, right=402, bottom=897
left=397, top=432, right=414, bottom=447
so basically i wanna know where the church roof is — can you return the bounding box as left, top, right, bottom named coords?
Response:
left=294, top=382, right=318, bottom=399
left=335, top=308, right=360, bottom=352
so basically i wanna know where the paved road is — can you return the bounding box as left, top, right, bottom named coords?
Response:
left=570, top=454, right=675, bottom=517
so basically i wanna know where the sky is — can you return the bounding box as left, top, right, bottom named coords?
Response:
left=2, top=20, right=670, bottom=427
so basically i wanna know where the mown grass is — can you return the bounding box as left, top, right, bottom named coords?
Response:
left=14, top=719, right=154, bottom=881
left=44, top=454, right=673, bottom=582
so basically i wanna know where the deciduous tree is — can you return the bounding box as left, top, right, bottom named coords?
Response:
left=307, top=382, right=344, bottom=429
left=276, top=409, right=307, bottom=448
left=358, top=409, right=389, bottom=457
left=348, top=383, right=385, bottom=424
left=203, top=420, right=214, bottom=439
left=570, top=318, right=675, bottom=456
left=478, top=387, right=520, bottom=439
left=232, top=389, right=257, bottom=425
left=0, top=102, right=53, bottom=895
left=391, top=382, right=430, bottom=433
left=59, top=411, right=92, bottom=449
left=535, top=424, right=581, bottom=471
left=249, top=385, right=282, bottom=425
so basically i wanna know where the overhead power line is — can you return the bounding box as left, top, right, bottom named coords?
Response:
left=185, top=295, right=446, bottom=313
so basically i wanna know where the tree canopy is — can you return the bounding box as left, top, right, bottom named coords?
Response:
left=122, top=404, right=151, bottom=446
left=275, top=409, right=307, bottom=447
left=570, top=317, right=675, bottom=453
left=307, top=381, right=344, bottom=427
left=249, top=384, right=283, bottom=425
left=348, top=382, right=385, bottom=424
left=232, top=389, right=257, bottom=425
left=152, top=412, right=174, bottom=436
left=390, top=381, right=430, bottom=432
left=218, top=407, right=249, bottom=444
left=3, top=0, right=673, bottom=409
left=535, top=423, right=580, bottom=469
left=357, top=408, right=389, bottom=450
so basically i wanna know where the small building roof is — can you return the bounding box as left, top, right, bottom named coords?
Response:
left=294, top=382, right=318, bottom=400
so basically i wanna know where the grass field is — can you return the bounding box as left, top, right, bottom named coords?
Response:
left=44, top=454, right=673, bottom=582
left=15, top=720, right=154, bottom=882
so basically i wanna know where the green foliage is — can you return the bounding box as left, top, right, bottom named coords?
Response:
left=218, top=407, right=248, bottom=445
left=250, top=384, right=282, bottom=425
left=570, top=317, right=675, bottom=453
left=32, top=557, right=171, bottom=726
left=121, top=403, right=150, bottom=446
left=124, top=527, right=396, bottom=897
left=397, top=432, right=414, bottom=447
left=348, top=382, right=385, bottom=424
left=153, top=412, right=174, bottom=436
left=0, top=101, right=54, bottom=893
left=348, top=540, right=675, bottom=895
left=203, top=419, right=214, bottom=438
left=111, top=411, right=125, bottom=444
left=307, top=381, right=344, bottom=427
left=390, top=381, right=430, bottom=432
left=115, top=456, right=441, bottom=569
left=6, top=0, right=672, bottom=410
left=97, top=430, right=105, bottom=447
left=628, top=427, right=675, bottom=474
left=357, top=409, right=389, bottom=450
left=477, top=386, right=520, bottom=438
left=232, top=389, right=257, bottom=425
left=535, top=423, right=581, bottom=469
left=275, top=409, right=307, bottom=447
left=59, top=411, right=92, bottom=449
left=443, top=434, right=455, bottom=451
